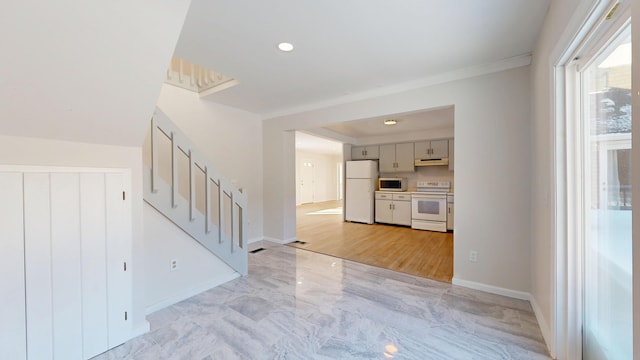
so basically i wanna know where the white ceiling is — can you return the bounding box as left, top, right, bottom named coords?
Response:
left=295, top=132, right=343, bottom=155
left=322, top=106, right=454, bottom=138
left=175, top=0, right=550, bottom=117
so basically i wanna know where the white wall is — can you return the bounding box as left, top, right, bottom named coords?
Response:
left=0, top=0, right=191, bottom=147
left=156, top=84, right=264, bottom=243
left=263, top=66, right=532, bottom=293
left=0, top=135, right=148, bottom=334
left=143, top=203, right=237, bottom=312
left=295, top=150, right=341, bottom=205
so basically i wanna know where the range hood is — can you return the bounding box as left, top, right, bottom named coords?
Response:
left=414, top=158, right=449, bottom=167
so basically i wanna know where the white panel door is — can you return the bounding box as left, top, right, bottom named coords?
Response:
left=105, top=173, right=132, bottom=347
left=1, top=169, right=132, bottom=360
left=0, top=173, right=27, bottom=360
left=80, top=173, right=109, bottom=359
left=299, top=159, right=314, bottom=204
left=23, top=173, right=54, bottom=359
left=50, top=173, right=83, bottom=360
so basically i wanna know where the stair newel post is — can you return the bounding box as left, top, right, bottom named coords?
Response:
left=170, top=132, right=178, bottom=209
left=205, top=167, right=211, bottom=234
left=239, top=190, right=247, bottom=251
left=218, top=179, right=225, bottom=245
left=150, top=117, right=159, bottom=194
left=230, top=190, right=235, bottom=253
left=188, top=151, right=195, bottom=221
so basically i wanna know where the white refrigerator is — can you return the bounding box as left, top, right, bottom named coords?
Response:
left=345, top=160, right=378, bottom=224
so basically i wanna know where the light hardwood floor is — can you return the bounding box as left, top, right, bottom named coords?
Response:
left=290, top=200, right=454, bottom=282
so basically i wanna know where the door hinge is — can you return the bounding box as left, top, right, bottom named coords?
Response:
left=124, top=311, right=128, bottom=321
left=124, top=262, right=127, bottom=271
left=122, top=191, right=126, bottom=200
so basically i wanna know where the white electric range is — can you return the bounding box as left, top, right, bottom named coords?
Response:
left=411, top=180, right=451, bottom=232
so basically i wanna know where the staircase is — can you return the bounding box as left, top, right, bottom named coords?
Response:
left=143, top=108, right=248, bottom=275
left=165, top=56, right=239, bottom=97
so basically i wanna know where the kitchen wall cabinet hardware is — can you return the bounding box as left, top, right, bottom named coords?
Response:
left=375, top=192, right=411, bottom=226
left=351, top=145, right=379, bottom=160
left=379, top=143, right=414, bottom=173
left=414, top=139, right=448, bottom=159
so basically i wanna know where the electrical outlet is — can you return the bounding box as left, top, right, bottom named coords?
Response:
left=469, top=251, right=478, bottom=263
left=170, top=259, right=179, bottom=271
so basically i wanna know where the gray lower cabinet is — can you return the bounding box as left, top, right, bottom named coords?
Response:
left=375, top=192, right=411, bottom=226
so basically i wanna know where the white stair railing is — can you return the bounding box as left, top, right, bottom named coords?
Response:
left=143, top=108, right=247, bottom=275
left=165, top=57, right=239, bottom=97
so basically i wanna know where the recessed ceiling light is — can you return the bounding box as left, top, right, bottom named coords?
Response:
left=384, top=119, right=397, bottom=126
left=278, top=42, right=294, bottom=52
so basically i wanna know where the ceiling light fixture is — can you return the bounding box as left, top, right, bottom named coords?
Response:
left=278, top=42, right=294, bottom=52
left=384, top=119, right=397, bottom=126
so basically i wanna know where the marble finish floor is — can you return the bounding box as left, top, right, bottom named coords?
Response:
left=94, top=242, right=550, bottom=359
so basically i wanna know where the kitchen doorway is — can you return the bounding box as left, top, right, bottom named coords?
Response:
left=293, top=199, right=453, bottom=282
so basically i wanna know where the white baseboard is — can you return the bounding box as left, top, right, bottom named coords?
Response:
left=451, top=277, right=530, bottom=300
left=132, top=320, right=151, bottom=337
left=145, top=272, right=240, bottom=315
left=452, top=278, right=554, bottom=357
left=529, top=294, right=555, bottom=358
left=248, top=237, right=263, bottom=244
left=263, top=236, right=297, bottom=244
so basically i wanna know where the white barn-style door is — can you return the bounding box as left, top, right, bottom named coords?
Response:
left=0, top=169, right=132, bottom=360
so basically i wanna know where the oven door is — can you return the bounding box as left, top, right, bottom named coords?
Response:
left=411, top=194, right=447, bottom=222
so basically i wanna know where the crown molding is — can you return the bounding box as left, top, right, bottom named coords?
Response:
left=263, top=53, right=532, bottom=120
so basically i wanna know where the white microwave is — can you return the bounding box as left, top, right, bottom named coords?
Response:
left=378, top=177, right=407, bottom=192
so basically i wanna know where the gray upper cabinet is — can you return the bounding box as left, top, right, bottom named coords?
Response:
left=414, top=139, right=449, bottom=159
left=351, top=145, right=379, bottom=160
left=379, top=143, right=414, bottom=173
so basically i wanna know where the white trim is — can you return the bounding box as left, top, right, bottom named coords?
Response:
left=264, top=54, right=531, bottom=119
left=530, top=295, right=554, bottom=359
left=451, top=277, right=529, bottom=300
left=263, top=236, right=297, bottom=244
left=131, top=321, right=151, bottom=338
left=145, top=272, right=240, bottom=315
left=247, top=237, right=264, bottom=244
left=0, top=165, right=130, bottom=173
left=550, top=2, right=622, bottom=359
